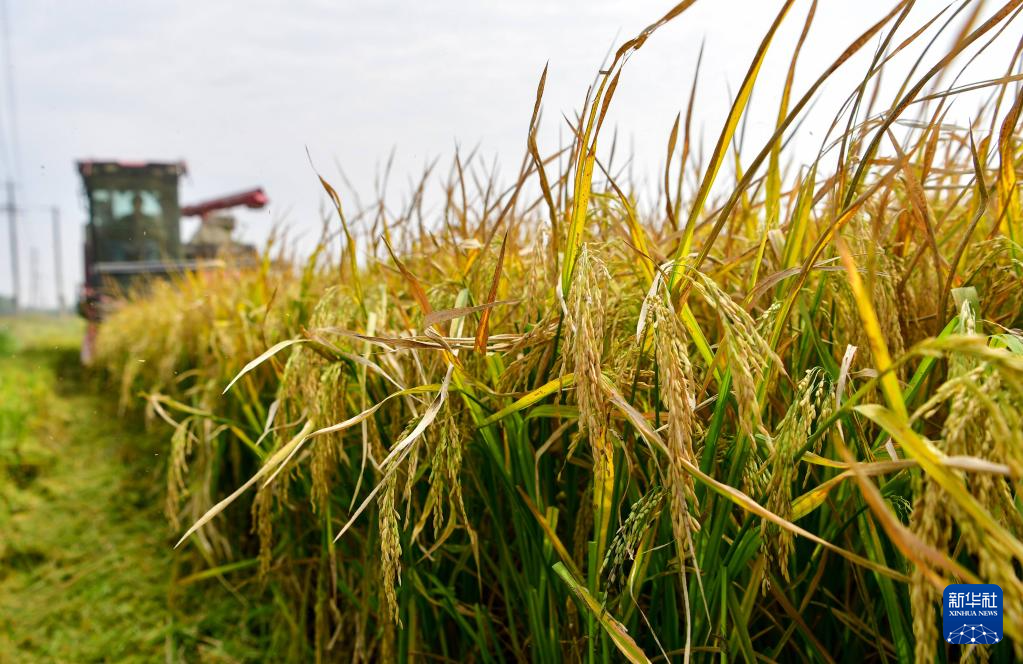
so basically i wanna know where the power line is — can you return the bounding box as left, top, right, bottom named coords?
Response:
left=0, top=0, right=20, bottom=307
left=29, top=243, right=38, bottom=307
left=52, top=206, right=65, bottom=312
left=5, top=179, right=18, bottom=307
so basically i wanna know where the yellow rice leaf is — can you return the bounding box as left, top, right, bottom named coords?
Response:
left=175, top=421, right=316, bottom=548
left=834, top=237, right=906, bottom=419
left=553, top=563, right=652, bottom=664
left=671, top=0, right=797, bottom=288
left=478, top=374, right=576, bottom=426
left=562, top=151, right=596, bottom=295
left=996, top=87, right=1022, bottom=241
left=475, top=232, right=509, bottom=353
left=516, top=487, right=582, bottom=581
left=855, top=404, right=1023, bottom=561
left=223, top=338, right=305, bottom=395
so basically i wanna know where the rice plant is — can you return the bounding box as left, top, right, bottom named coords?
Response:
left=97, top=1, right=1023, bottom=661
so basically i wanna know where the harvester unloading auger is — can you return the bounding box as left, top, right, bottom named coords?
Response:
left=76, top=160, right=268, bottom=363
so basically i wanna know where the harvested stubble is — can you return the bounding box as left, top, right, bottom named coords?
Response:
left=97, top=2, right=1023, bottom=662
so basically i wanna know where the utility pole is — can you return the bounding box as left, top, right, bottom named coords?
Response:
left=5, top=179, right=18, bottom=310
left=52, top=206, right=65, bottom=312
left=29, top=245, right=38, bottom=309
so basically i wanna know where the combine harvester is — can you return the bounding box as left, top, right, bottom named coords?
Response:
left=76, top=160, right=268, bottom=362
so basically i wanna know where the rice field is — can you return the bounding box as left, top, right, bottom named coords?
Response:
left=91, top=2, right=1023, bottom=662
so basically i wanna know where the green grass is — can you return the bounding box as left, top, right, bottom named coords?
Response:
left=0, top=318, right=272, bottom=663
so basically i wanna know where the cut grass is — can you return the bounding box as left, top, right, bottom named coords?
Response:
left=0, top=318, right=268, bottom=663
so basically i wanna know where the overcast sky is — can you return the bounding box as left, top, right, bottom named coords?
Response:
left=1, top=0, right=1019, bottom=309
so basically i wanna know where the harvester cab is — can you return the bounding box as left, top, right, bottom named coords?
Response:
left=76, top=159, right=267, bottom=362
